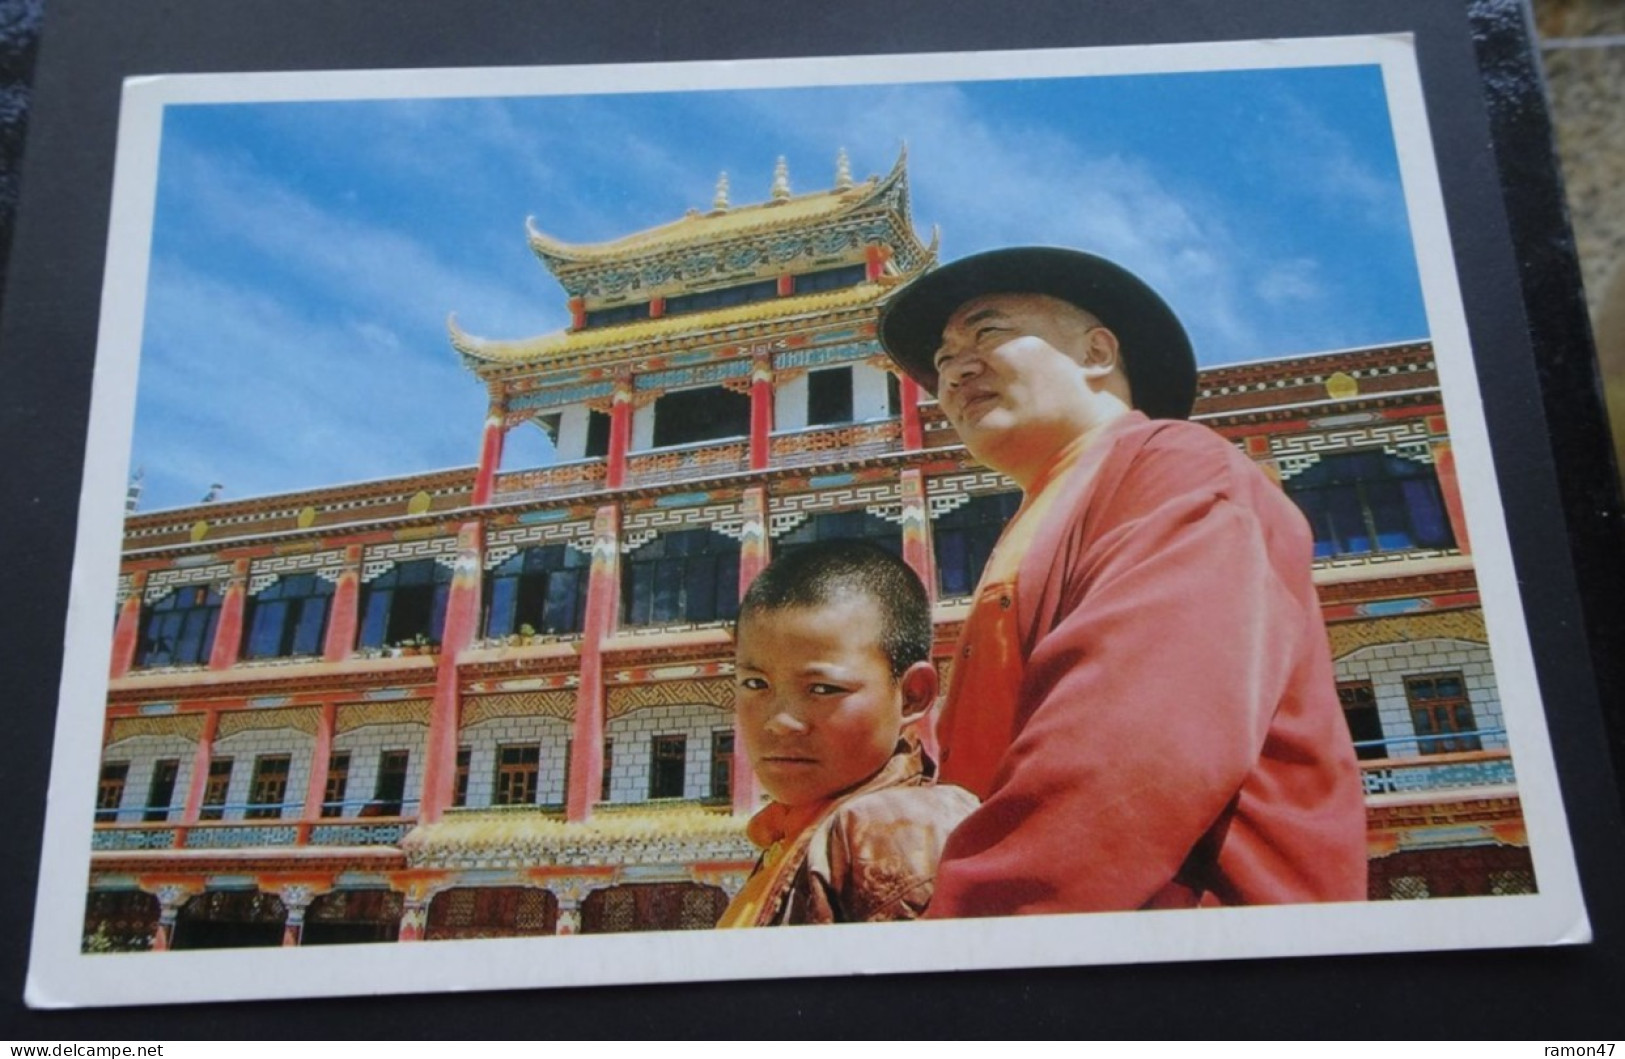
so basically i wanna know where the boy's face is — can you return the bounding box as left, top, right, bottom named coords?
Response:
left=735, top=593, right=935, bottom=808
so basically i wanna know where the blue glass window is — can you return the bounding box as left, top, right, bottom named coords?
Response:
left=136, top=585, right=222, bottom=667
left=622, top=528, right=740, bottom=626
left=484, top=544, right=590, bottom=637
left=932, top=492, right=1023, bottom=597
left=242, top=572, right=334, bottom=659
left=1284, top=451, right=1454, bottom=559
left=357, top=558, right=452, bottom=649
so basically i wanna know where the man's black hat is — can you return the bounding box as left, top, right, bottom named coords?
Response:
left=878, top=246, right=1197, bottom=420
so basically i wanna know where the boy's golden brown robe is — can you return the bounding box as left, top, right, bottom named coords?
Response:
left=719, top=740, right=978, bottom=926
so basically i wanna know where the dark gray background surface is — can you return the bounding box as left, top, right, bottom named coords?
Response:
left=1, top=0, right=1622, bottom=1038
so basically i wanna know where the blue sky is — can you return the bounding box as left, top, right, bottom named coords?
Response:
left=132, top=63, right=1425, bottom=511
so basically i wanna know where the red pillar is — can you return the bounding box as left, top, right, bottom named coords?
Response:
left=899, top=469, right=935, bottom=603
left=650, top=296, right=666, bottom=319
left=1431, top=439, right=1472, bottom=555
left=749, top=354, right=774, bottom=471
left=296, top=701, right=337, bottom=843
left=109, top=569, right=148, bottom=679
left=323, top=546, right=363, bottom=662
left=174, top=708, right=220, bottom=847
left=732, top=487, right=769, bottom=815
left=207, top=560, right=249, bottom=670
left=566, top=504, right=620, bottom=821
left=419, top=522, right=482, bottom=825
left=900, top=376, right=925, bottom=451
left=568, top=296, right=586, bottom=331
left=777, top=274, right=794, bottom=297
left=605, top=378, right=633, bottom=490
left=471, top=401, right=507, bottom=506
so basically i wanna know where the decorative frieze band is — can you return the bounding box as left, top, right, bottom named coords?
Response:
left=360, top=538, right=460, bottom=583
left=217, top=707, right=321, bottom=740
left=773, top=339, right=883, bottom=372
left=484, top=520, right=594, bottom=571
left=144, top=563, right=235, bottom=603
left=507, top=380, right=617, bottom=416
left=335, top=699, right=432, bottom=733
left=106, top=714, right=206, bottom=745
left=606, top=677, right=734, bottom=719
left=464, top=691, right=576, bottom=725
left=925, top=471, right=1020, bottom=520
left=620, top=501, right=747, bottom=553
left=1270, top=422, right=1433, bottom=481
left=636, top=359, right=752, bottom=393
left=247, top=551, right=349, bottom=596
left=767, top=482, right=901, bottom=521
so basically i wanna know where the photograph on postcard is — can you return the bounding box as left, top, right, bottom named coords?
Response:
left=28, top=34, right=1588, bottom=1006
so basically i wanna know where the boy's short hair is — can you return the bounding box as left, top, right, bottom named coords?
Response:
left=738, top=540, right=932, bottom=678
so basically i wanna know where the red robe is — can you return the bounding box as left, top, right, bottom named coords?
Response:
left=928, top=412, right=1367, bottom=916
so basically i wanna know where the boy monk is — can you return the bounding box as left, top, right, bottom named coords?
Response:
left=718, top=540, right=977, bottom=927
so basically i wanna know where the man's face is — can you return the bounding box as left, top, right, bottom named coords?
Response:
left=933, top=293, right=1105, bottom=483
left=734, top=595, right=907, bottom=808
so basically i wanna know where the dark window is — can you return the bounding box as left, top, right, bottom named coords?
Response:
left=357, top=558, right=452, bottom=650
left=622, top=528, right=741, bottom=627
left=242, top=572, right=334, bottom=659
left=650, top=735, right=687, bottom=799
left=666, top=278, right=779, bottom=316
left=793, top=264, right=866, bottom=294
left=1284, top=451, right=1455, bottom=559
left=373, top=750, right=409, bottom=815
left=777, top=510, right=903, bottom=560
left=136, top=585, right=222, bottom=667
left=144, top=759, right=180, bottom=822
left=1338, top=681, right=1387, bottom=761
left=96, top=762, right=129, bottom=823
left=1405, top=673, right=1481, bottom=755
left=495, top=745, right=541, bottom=806
left=807, top=367, right=855, bottom=426
left=246, top=755, right=291, bottom=819
left=933, top=492, right=1023, bottom=597
left=584, top=301, right=649, bottom=328
left=651, top=385, right=752, bottom=448
left=453, top=747, right=471, bottom=808
left=199, top=759, right=233, bottom=821
left=584, top=410, right=612, bottom=459
left=484, top=544, right=590, bottom=638
left=322, top=752, right=350, bottom=817
left=887, top=371, right=902, bottom=417
left=710, top=730, right=734, bottom=802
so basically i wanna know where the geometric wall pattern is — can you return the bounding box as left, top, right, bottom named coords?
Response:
left=607, top=677, right=733, bottom=719
left=463, top=691, right=577, bottom=725
left=335, top=699, right=432, bottom=733
left=107, top=714, right=206, bottom=745
left=1328, top=610, right=1488, bottom=658
left=218, top=707, right=321, bottom=740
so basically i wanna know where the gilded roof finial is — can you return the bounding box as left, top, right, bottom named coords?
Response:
left=835, top=147, right=853, bottom=190
left=771, top=156, right=791, bottom=202
left=712, top=171, right=730, bottom=213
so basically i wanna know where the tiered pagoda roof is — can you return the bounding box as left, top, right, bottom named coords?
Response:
left=452, top=148, right=936, bottom=378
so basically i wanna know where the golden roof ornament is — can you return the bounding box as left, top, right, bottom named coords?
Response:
left=770, top=156, right=791, bottom=202
left=711, top=171, right=730, bottom=214
left=835, top=147, right=853, bottom=190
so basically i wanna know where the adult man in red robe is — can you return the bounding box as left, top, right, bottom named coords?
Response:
left=879, top=247, right=1367, bottom=915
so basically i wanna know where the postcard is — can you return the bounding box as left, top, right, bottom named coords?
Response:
left=25, top=33, right=1589, bottom=1007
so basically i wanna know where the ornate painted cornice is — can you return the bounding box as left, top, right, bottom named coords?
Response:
left=522, top=148, right=928, bottom=301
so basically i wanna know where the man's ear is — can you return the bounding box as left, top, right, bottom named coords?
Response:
left=898, top=660, right=939, bottom=724
left=1078, top=325, right=1121, bottom=379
